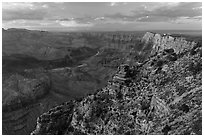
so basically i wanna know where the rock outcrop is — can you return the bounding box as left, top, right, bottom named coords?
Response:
left=104, top=33, right=141, bottom=51
left=2, top=74, right=51, bottom=112
left=32, top=32, right=202, bottom=135
left=142, top=32, right=197, bottom=55
left=2, top=103, right=44, bottom=135
left=31, top=101, right=75, bottom=135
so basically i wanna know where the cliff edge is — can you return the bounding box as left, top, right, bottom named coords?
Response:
left=31, top=32, right=202, bottom=135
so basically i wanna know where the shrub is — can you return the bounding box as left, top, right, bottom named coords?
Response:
left=176, top=85, right=187, bottom=96
left=188, top=62, right=202, bottom=75
left=164, top=48, right=174, bottom=54
left=156, top=60, right=164, bottom=67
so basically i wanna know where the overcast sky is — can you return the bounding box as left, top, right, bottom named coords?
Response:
left=2, top=2, right=202, bottom=31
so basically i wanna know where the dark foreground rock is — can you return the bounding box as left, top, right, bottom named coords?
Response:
left=31, top=32, right=202, bottom=135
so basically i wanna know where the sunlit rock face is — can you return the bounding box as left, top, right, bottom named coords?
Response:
left=32, top=32, right=202, bottom=135
left=142, top=32, right=197, bottom=55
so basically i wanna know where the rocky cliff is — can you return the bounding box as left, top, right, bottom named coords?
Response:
left=31, top=32, right=202, bottom=135
left=104, top=33, right=141, bottom=52
left=142, top=32, right=197, bottom=55
left=2, top=74, right=51, bottom=112
left=2, top=72, right=52, bottom=134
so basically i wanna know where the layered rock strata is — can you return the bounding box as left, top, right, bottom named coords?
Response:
left=32, top=32, right=202, bottom=135
left=142, top=32, right=197, bottom=55
left=2, top=74, right=51, bottom=112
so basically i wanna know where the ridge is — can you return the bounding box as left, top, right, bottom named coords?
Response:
left=30, top=32, right=202, bottom=135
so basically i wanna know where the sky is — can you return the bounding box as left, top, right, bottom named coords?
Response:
left=2, top=2, right=202, bottom=31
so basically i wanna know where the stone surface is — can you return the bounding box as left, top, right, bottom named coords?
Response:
left=2, top=74, right=51, bottom=112
left=141, top=32, right=197, bottom=55
left=32, top=32, right=202, bottom=135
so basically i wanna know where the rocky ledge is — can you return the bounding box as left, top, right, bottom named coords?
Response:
left=31, top=32, right=202, bottom=135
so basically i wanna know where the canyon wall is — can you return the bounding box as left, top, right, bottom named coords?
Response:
left=2, top=74, right=51, bottom=112
left=142, top=32, right=197, bottom=55
left=31, top=32, right=202, bottom=135
left=2, top=73, right=52, bottom=134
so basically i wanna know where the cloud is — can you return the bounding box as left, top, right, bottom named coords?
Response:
left=2, top=19, right=58, bottom=29
left=3, top=9, right=47, bottom=21
left=109, top=2, right=128, bottom=7
left=3, top=2, right=34, bottom=10
left=56, top=20, right=93, bottom=27
left=106, top=2, right=202, bottom=22
left=94, top=17, right=105, bottom=21
left=146, top=2, right=202, bottom=19
left=2, top=2, right=202, bottom=31
left=109, top=2, right=118, bottom=7
left=171, top=16, right=202, bottom=24
left=2, top=2, right=48, bottom=21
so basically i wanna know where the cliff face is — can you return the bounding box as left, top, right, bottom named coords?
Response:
left=32, top=32, right=202, bottom=135
left=142, top=32, right=197, bottom=55
left=104, top=33, right=141, bottom=52
left=2, top=103, right=45, bottom=134
left=2, top=74, right=51, bottom=112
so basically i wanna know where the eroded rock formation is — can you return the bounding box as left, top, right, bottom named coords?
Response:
left=2, top=74, right=51, bottom=112
left=142, top=32, right=197, bottom=55
left=2, top=72, right=52, bottom=134
left=31, top=32, right=202, bottom=135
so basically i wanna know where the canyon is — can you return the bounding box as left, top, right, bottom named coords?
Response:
left=2, top=29, right=202, bottom=135
left=32, top=32, right=201, bottom=135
